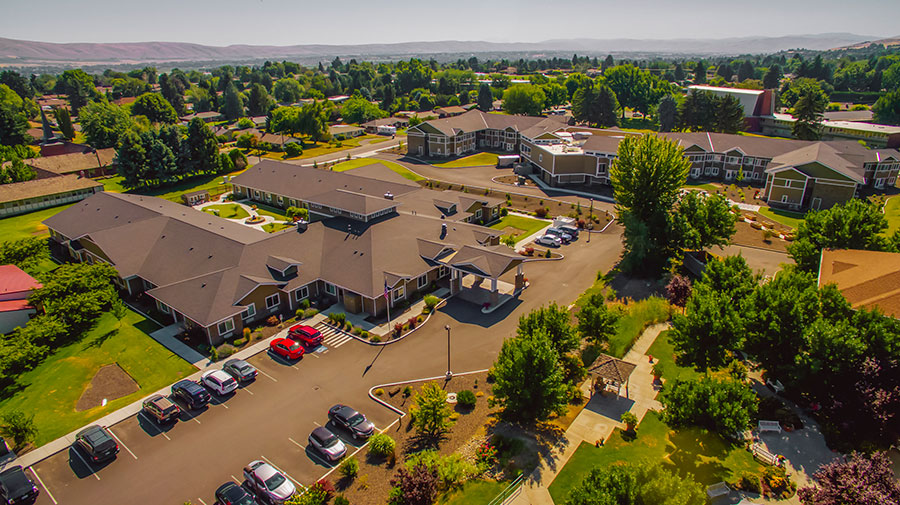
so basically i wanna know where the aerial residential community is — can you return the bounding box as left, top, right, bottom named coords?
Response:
left=0, top=2, right=899, bottom=505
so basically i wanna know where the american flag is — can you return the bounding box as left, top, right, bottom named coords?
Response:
left=384, top=280, right=390, bottom=300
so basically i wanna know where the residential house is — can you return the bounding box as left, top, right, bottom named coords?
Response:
left=329, top=125, right=364, bottom=140
left=434, top=106, right=467, bottom=118
left=180, top=111, right=224, bottom=123
left=45, top=164, right=523, bottom=345
left=0, top=175, right=103, bottom=217
left=361, top=117, right=410, bottom=134
left=0, top=265, right=42, bottom=334
left=818, top=249, right=900, bottom=318
left=24, top=148, right=117, bottom=178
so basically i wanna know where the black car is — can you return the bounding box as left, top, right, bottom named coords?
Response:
left=0, top=466, right=38, bottom=505
left=171, top=380, right=211, bottom=410
left=215, top=481, right=257, bottom=505
left=328, top=404, right=375, bottom=440
left=223, top=358, right=258, bottom=383
left=73, top=425, right=119, bottom=463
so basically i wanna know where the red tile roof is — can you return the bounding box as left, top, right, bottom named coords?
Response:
left=0, top=265, right=42, bottom=296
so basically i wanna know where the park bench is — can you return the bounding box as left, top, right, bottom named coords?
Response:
left=752, top=443, right=779, bottom=466
left=706, top=482, right=730, bottom=499
left=758, top=420, right=782, bottom=433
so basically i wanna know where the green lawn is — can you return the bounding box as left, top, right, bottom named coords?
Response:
left=98, top=170, right=247, bottom=203
left=0, top=204, right=74, bottom=241
left=262, top=222, right=294, bottom=233
left=99, top=175, right=129, bottom=193
left=647, top=330, right=701, bottom=382
left=683, top=182, right=718, bottom=192
left=884, top=196, right=900, bottom=235
left=330, top=158, right=425, bottom=182
left=489, top=214, right=548, bottom=240
left=0, top=310, right=195, bottom=446
left=253, top=203, right=288, bottom=220
left=202, top=203, right=249, bottom=219
left=437, top=480, right=510, bottom=505
left=434, top=153, right=499, bottom=168
left=758, top=207, right=806, bottom=230
left=548, top=412, right=763, bottom=504
left=607, top=297, right=671, bottom=358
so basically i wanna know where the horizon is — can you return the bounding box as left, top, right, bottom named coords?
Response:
left=2, top=0, right=897, bottom=47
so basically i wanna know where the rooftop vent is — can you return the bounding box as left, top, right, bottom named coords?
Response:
left=384, top=192, right=394, bottom=200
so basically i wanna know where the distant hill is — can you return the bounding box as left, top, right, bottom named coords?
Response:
left=830, top=35, right=900, bottom=50
left=0, top=33, right=878, bottom=67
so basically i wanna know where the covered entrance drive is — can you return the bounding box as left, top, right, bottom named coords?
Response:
left=442, top=245, right=526, bottom=313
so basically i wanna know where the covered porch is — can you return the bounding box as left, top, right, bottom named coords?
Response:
left=442, top=245, right=526, bottom=313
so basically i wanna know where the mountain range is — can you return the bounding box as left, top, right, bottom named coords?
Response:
left=0, top=33, right=889, bottom=67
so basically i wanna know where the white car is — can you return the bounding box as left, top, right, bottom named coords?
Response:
left=308, top=426, right=347, bottom=462
left=242, top=460, right=296, bottom=503
left=535, top=234, right=562, bottom=247
left=200, top=369, right=238, bottom=396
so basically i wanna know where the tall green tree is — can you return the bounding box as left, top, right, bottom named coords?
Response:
left=516, top=303, right=579, bottom=355
left=610, top=134, right=691, bottom=273
left=147, top=137, right=178, bottom=184
left=763, top=64, right=782, bottom=89
left=131, top=92, right=178, bottom=123
left=491, top=329, right=569, bottom=422
left=55, top=69, right=94, bottom=113
left=0, top=158, right=36, bottom=185
left=791, top=80, right=828, bottom=140
left=657, top=95, right=678, bottom=132
left=715, top=95, right=745, bottom=134
left=872, top=90, right=900, bottom=126
left=79, top=101, right=135, bottom=148
left=693, top=61, right=707, bottom=84
left=572, top=83, right=619, bottom=127
left=29, top=262, right=118, bottom=334
left=114, top=129, right=149, bottom=188
left=674, top=192, right=736, bottom=251
left=158, top=73, right=186, bottom=115
left=575, top=293, right=619, bottom=347
left=0, top=105, right=29, bottom=146
left=566, top=462, right=705, bottom=505
left=605, top=65, right=652, bottom=119
left=673, top=63, right=686, bottom=82
left=273, top=78, right=303, bottom=103
left=221, top=80, right=243, bottom=120
left=502, top=84, right=546, bottom=116
left=183, top=118, right=220, bottom=175
left=477, top=83, right=493, bottom=112
left=247, top=83, right=271, bottom=116
left=737, top=61, right=755, bottom=82
left=54, top=107, right=75, bottom=140
left=341, top=93, right=387, bottom=123
left=659, top=376, right=758, bottom=434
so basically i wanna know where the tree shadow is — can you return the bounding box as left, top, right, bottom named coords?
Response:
left=82, top=328, right=119, bottom=350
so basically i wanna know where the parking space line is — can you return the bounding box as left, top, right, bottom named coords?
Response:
left=231, top=474, right=240, bottom=483
left=219, top=401, right=229, bottom=409
left=312, top=421, right=321, bottom=427
left=108, top=428, right=138, bottom=460
left=197, top=498, right=208, bottom=505
left=256, top=369, right=278, bottom=382
left=140, top=413, right=171, bottom=440
left=70, top=448, right=100, bottom=480
left=260, top=455, right=306, bottom=490
left=28, top=467, right=57, bottom=505
left=290, top=437, right=334, bottom=468
left=240, top=387, right=254, bottom=395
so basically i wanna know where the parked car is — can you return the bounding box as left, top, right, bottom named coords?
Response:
left=545, top=227, right=573, bottom=243
left=242, top=460, right=296, bottom=504
left=0, top=466, right=39, bottom=505
left=288, top=324, right=323, bottom=347
left=223, top=358, right=258, bottom=383
left=534, top=235, right=562, bottom=247
left=308, top=426, right=347, bottom=462
left=141, top=394, right=180, bottom=424
left=269, top=337, right=305, bottom=360
left=215, top=481, right=258, bottom=505
left=171, top=379, right=211, bottom=410
left=201, top=369, right=238, bottom=396
left=73, top=425, right=119, bottom=463
left=328, top=404, right=375, bottom=440
left=559, top=224, right=580, bottom=238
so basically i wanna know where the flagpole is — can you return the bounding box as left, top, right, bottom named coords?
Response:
left=384, top=275, right=391, bottom=329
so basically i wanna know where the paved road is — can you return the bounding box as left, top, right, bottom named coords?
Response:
left=28, top=232, right=624, bottom=505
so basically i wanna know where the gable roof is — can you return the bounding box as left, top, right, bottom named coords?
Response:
left=587, top=354, right=638, bottom=384
left=766, top=143, right=865, bottom=183
left=818, top=249, right=900, bottom=318
left=0, top=175, right=102, bottom=204
left=410, top=109, right=566, bottom=138
left=0, top=265, right=42, bottom=296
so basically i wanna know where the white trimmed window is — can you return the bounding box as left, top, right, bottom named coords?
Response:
left=393, top=285, right=406, bottom=302
left=217, top=318, right=235, bottom=335
left=324, top=282, right=337, bottom=296
left=438, top=266, right=449, bottom=278
left=295, top=286, right=309, bottom=302
left=475, top=209, right=482, bottom=219
left=265, top=293, right=280, bottom=310
left=157, top=300, right=170, bottom=314
left=241, top=303, right=256, bottom=320
left=417, top=275, right=428, bottom=289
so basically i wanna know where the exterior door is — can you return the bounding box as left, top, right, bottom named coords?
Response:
left=812, top=197, right=822, bottom=210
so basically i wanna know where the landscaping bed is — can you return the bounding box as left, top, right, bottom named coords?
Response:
left=731, top=221, right=789, bottom=252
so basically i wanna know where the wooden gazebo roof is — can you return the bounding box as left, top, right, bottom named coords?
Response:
left=587, top=354, right=637, bottom=384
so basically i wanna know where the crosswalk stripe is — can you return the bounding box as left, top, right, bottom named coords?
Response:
left=314, top=323, right=357, bottom=348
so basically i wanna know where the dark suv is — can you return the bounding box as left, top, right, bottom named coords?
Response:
left=171, top=380, right=211, bottom=410
left=328, top=404, right=375, bottom=440
left=215, top=481, right=258, bottom=505
left=0, top=466, right=39, bottom=505
left=74, top=425, right=119, bottom=463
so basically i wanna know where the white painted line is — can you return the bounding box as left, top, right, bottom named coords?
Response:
left=292, top=438, right=333, bottom=468
left=288, top=437, right=304, bottom=450
left=70, top=448, right=100, bottom=481
left=219, top=402, right=229, bottom=409
left=140, top=413, right=171, bottom=440
left=315, top=431, right=374, bottom=482
left=310, top=353, right=320, bottom=358
left=260, top=455, right=306, bottom=490
left=240, top=387, right=255, bottom=395
left=28, top=467, right=57, bottom=505
left=197, top=498, right=208, bottom=505
left=108, top=428, right=138, bottom=460
left=312, top=421, right=321, bottom=427
left=192, top=415, right=202, bottom=425
left=257, top=368, right=278, bottom=382
left=231, top=474, right=240, bottom=483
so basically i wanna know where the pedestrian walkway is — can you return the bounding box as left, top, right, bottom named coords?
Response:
left=149, top=323, right=209, bottom=369
left=510, top=323, right=669, bottom=505
left=314, top=323, right=355, bottom=349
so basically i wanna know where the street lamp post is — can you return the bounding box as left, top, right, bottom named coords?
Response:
left=445, top=325, right=452, bottom=380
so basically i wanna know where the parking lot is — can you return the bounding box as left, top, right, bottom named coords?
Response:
left=27, top=328, right=396, bottom=505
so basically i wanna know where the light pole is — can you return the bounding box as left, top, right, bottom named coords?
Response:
left=445, top=325, right=452, bottom=380
left=587, top=197, right=593, bottom=243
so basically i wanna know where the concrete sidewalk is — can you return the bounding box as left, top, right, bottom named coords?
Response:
left=149, top=324, right=209, bottom=369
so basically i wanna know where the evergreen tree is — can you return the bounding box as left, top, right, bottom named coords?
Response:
left=737, top=60, right=755, bottom=82
left=572, top=83, right=619, bottom=128
left=222, top=81, right=243, bottom=120
left=54, top=107, right=75, bottom=140
left=601, top=55, right=614, bottom=71
left=715, top=95, right=745, bottom=134
left=0, top=105, right=28, bottom=146
left=158, top=73, right=186, bottom=115
left=115, top=129, right=148, bottom=188
left=716, top=62, right=735, bottom=81
left=763, top=64, right=782, bottom=89
left=147, top=137, right=178, bottom=184
left=477, top=83, right=493, bottom=112
left=491, top=329, right=568, bottom=422
left=247, top=83, right=271, bottom=116
left=673, top=63, right=686, bottom=82
left=183, top=118, right=220, bottom=175
left=791, top=80, right=828, bottom=140
left=657, top=95, right=677, bottom=132
left=693, top=61, right=707, bottom=84
left=872, top=90, right=900, bottom=126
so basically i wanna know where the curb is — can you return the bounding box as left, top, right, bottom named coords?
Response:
left=367, top=369, right=491, bottom=416
left=321, top=295, right=450, bottom=347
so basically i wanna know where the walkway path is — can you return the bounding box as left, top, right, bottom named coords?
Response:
left=511, top=323, right=668, bottom=505
left=194, top=197, right=280, bottom=232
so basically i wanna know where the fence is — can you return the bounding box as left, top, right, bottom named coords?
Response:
left=487, top=474, right=525, bottom=505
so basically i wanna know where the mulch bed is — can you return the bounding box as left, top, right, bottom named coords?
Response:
left=731, top=221, right=789, bottom=252
left=76, top=363, right=139, bottom=411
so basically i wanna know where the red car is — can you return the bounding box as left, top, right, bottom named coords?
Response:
left=289, top=324, right=323, bottom=347
left=270, top=337, right=305, bottom=360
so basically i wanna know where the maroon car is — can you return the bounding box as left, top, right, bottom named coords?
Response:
left=288, top=324, right=323, bottom=347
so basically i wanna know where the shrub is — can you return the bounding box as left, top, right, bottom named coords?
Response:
left=524, top=247, right=534, bottom=256
left=370, top=335, right=381, bottom=343
left=242, top=327, right=251, bottom=339
left=403, top=385, right=413, bottom=397
left=299, top=299, right=311, bottom=310
left=423, top=294, right=439, bottom=310
left=394, top=322, right=403, bottom=334
left=735, top=472, right=762, bottom=493
left=416, top=315, right=424, bottom=324
left=545, top=249, right=552, bottom=258
left=266, top=316, right=279, bottom=326
left=368, top=433, right=396, bottom=458
left=284, top=142, right=303, bottom=158
left=500, top=208, right=508, bottom=217
left=233, top=337, right=247, bottom=347
left=339, top=456, right=359, bottom=479
left=535, top=207, right=548, bottom=218
left=360, top=330, right=369, bottom=339
left=352, top=327, right=362, bottom=336
left=329, top=312, right=347, bottom=326
left=407, top=316, right=418, bottom=329
left=302, top=308, right=319, bottom=318
left=0, top=411, right=36, bottom=449
left=374, top=388, right=385, bottom=396
left=621, top=411, right=638, bottom=429
left=457, top=390, right=477, bottom=408
left=402, top=323, right=410, bottom=332
left=334, top=496, right=350, bottom=505
left=216, top=343, right=236, bottom=359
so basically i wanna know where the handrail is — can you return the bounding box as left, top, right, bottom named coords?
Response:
left=486, top=473, right=525, bottom=505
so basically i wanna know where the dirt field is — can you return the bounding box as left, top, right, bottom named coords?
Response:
left=76, top=363, right=139, bottom=411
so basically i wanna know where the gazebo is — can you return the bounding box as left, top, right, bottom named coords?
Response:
left=587, top=354, right=637, bottom=399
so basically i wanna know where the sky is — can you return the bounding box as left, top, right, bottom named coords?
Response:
left=1, top=0, right=897, bottom=46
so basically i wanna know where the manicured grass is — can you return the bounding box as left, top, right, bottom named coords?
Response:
left=101, top=170, right=247, bottom=203
left=437, top=480, right=510, bottom=505
left=292, top=134, right=382, bottom=159
left=488, top=214, right=548, bottom=240
left=202, top=203, right=249, bottom=219
left=330, top=158, right=425, bottom=182
left=884, top=196, right=900, bottom=235
left=647, top=330, right=701, bottom=382
left=0, top=310, right=194, bottom=446
left=99, top=175, right=128, bottom=193
left=548, top=411, right=763, bottom=504
left=683, top=182, right=718, bottom=192
left=262, top=222, right=294, bottom=233
left=0, top=204, right=74, bottom=241
left=607, top=297, right=671, bottom=358
left=758, top=207, right=806, bottom=230
left=434, top=153, right=499, bottom=168
left=253, top=203, right=288, bottom=220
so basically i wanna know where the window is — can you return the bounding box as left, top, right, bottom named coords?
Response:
left=438, top=266, right=449, bottom=278
left=157, top=300, right=170, bottom=314
left=475, top=209, right=482, bottom=219
left=294, top=286, right=309, bottom=302
left=241, top=303, right=256, bottom=320
left=393, top=285, right=405, bottom=302
left=217, top=318, right=235, bottom=335
left=265, top=293, right=280, bottom=310
left=265, top=193, right=272, bottom=202
left=417, top=275, right=428, bottom=289
left=324, top=282, right=337, bottom=296
left=711, top=168, right=719, bottom=176
left=539, top=154, right=543, bottom=162
left=781, top=195, right=788, bottom=203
